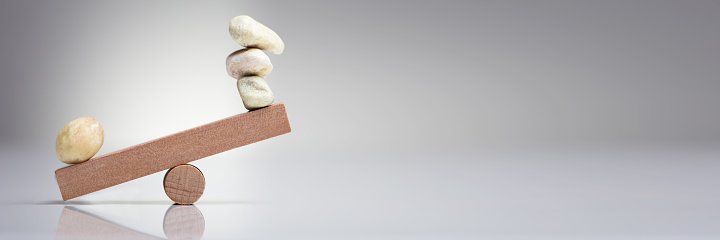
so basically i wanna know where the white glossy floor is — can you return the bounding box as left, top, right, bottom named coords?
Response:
left=2, top=145, right=719, bottom=239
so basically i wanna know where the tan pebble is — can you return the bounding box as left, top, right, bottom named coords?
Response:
left=226, top=48, right=273, bottom=79
left=55, top=117, right=104, bottom=164
left=237, top=76, right=274, bottom=110
left=229, top=15, right=285, bottom=54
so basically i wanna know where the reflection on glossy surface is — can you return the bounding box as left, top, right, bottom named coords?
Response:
left=55, top=206, right=163, bottom=240
left=55, top=205, right=204, bottom=240
left=163, top=205, right=205, bottom=240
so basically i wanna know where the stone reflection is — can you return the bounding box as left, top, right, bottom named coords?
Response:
left=55, top=204, right=205, bottom=240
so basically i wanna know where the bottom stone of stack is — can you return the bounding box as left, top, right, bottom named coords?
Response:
left=238, top=76, right=274, bottom=110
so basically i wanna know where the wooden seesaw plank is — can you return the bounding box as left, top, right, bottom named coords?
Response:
left=55, top=103, right=291, bottom=201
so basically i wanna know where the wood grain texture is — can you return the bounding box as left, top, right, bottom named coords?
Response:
left=55, top=103, right=291, bottom=201
left=164, top=164, right=205, bottom=204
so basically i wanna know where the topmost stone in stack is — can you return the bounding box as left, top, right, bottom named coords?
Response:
left=227, top=15, right=285, bottom=111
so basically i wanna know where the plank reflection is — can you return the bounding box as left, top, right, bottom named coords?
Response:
left=55, top=204, right=205, bottom=240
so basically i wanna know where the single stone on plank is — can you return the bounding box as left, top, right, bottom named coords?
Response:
left=226, top=48, right=273, bottom=79
left=229, top=15, right=285, bottom=54
left=237, top=76, right=274, bottom=110
left=56, top=117, right=104, bottom=164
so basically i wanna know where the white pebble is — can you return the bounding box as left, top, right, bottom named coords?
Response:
left=226, top=48, right=273, bottom=79
left=237, top=76, right=274, bottom=110
left=229, top=15, right=285, bottom=54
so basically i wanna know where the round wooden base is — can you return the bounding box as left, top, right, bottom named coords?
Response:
left=163, top=164, right=205, bottom=204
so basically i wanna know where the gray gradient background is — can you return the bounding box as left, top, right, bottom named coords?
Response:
left=1, top=0, right=719, bottom=239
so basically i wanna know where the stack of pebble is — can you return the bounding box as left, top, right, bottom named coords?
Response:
left=226, top=15, right=285, bottom=110
left=54, top=15, right=284, bottom=165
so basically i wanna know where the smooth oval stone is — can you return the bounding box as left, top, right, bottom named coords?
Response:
left=237, top=76, right=274, bottom=110
left=229, top=15, right=285, bottom=54
left=226, top=48, right=273, bottom=79
left=56, top=117, right=104, bottom=164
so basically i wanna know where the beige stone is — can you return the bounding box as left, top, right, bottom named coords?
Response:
left=237, top=76, right=274, bottom=110
left=229, top=15, right=285, bottom=54
left=56, top=117, right=104, bottom=164
left=226, top=48, right=273, bottom=79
